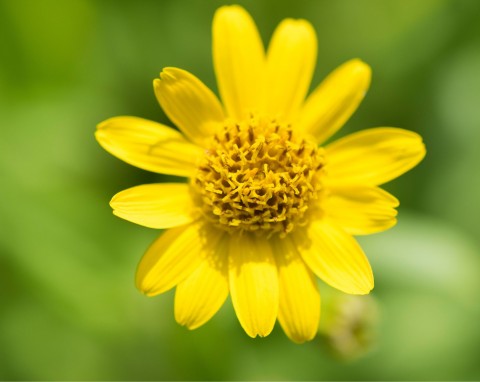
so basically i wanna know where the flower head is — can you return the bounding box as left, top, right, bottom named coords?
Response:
left=96, top=5, right=425, bottom=343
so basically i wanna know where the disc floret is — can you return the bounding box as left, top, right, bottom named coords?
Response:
left=191, top=116, right=325, bottom=237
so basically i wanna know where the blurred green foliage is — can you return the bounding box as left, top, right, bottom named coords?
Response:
left=1, top=0, right=480, bottom=380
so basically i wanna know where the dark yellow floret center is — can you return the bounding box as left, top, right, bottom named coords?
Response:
left=191, top=116, right=325, bottom=237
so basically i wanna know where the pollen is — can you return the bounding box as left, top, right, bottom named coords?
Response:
left=191, top=116, right=326, bottom=237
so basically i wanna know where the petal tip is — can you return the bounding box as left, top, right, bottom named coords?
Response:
left=213, top=5, right=255, bottom=35
left=158, top=68, right=177, bottom=82
left=349, top=58, right=371, bottom=72
left=135, top=282, right=155, bottom=296
left=276, top=18, right=317, bottom=48
left=418, top=140, right=427, bottom=159
left=244, top=326, right=274, bottom=339
left=94, top=129, right=105, bottom=144
left=96, top=120, right=108, bottom=131
left=135, top=273, right=163, bottom=297
left=346, top=59, right=372, bottom=89
left=352, top=278, right=374, bottom=295
left=238, top=317, right=276, bottom=339
left=288, top=332, right=316, bottom=344
left=109, top=194, right=119, bottom=209
left=278, top=17, right=315, bottom=29
left=96, top=116, right=124, bottom=131
left=214, top=4, right=248, bottom=18
left=175, top=313, right=197, bottom=330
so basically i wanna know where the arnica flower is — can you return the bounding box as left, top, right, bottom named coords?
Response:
left=96, top=5, right=425, bottom=343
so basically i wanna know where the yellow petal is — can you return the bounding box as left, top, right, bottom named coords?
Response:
left=294, top=220, right=374, bottom=295
left=324, top=186, right=399, bottom=235
left=110, top=183, right=195, bottom=229
left=154, top=68, right=225, bottom=146
left=136, top=222, right=222, bottom=296
left=265, top=19, right=317, bottom=122
left=325, top=127, right=426, bottom=186
left=95, top=116, right=203, bottom=177
left=174, top=235, right=229, bottom=330
left=298, top=59, right=371, bottom=144
left=229, top=233, right=278, bottom=338
left=213, top=5, right=265, bottom=119
left=272, top=236, right=320, bottom=344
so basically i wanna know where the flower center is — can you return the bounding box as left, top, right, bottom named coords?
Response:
left=191, top=116, right=325, bottom=237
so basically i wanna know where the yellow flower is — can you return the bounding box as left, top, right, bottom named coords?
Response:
left=96, top=5, right=425, bottom=343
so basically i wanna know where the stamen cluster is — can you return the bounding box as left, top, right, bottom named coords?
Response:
left=191, top=116, right=325, bottom=237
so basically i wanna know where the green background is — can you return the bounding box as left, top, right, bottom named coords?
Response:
left=1, top=0, right=480, bottom=380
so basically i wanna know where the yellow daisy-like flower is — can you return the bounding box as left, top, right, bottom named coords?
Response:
left=96, top=5, right=425, bottom=343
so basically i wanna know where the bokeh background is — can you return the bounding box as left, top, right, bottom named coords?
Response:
left=1, top=0, right=480, bottom=380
